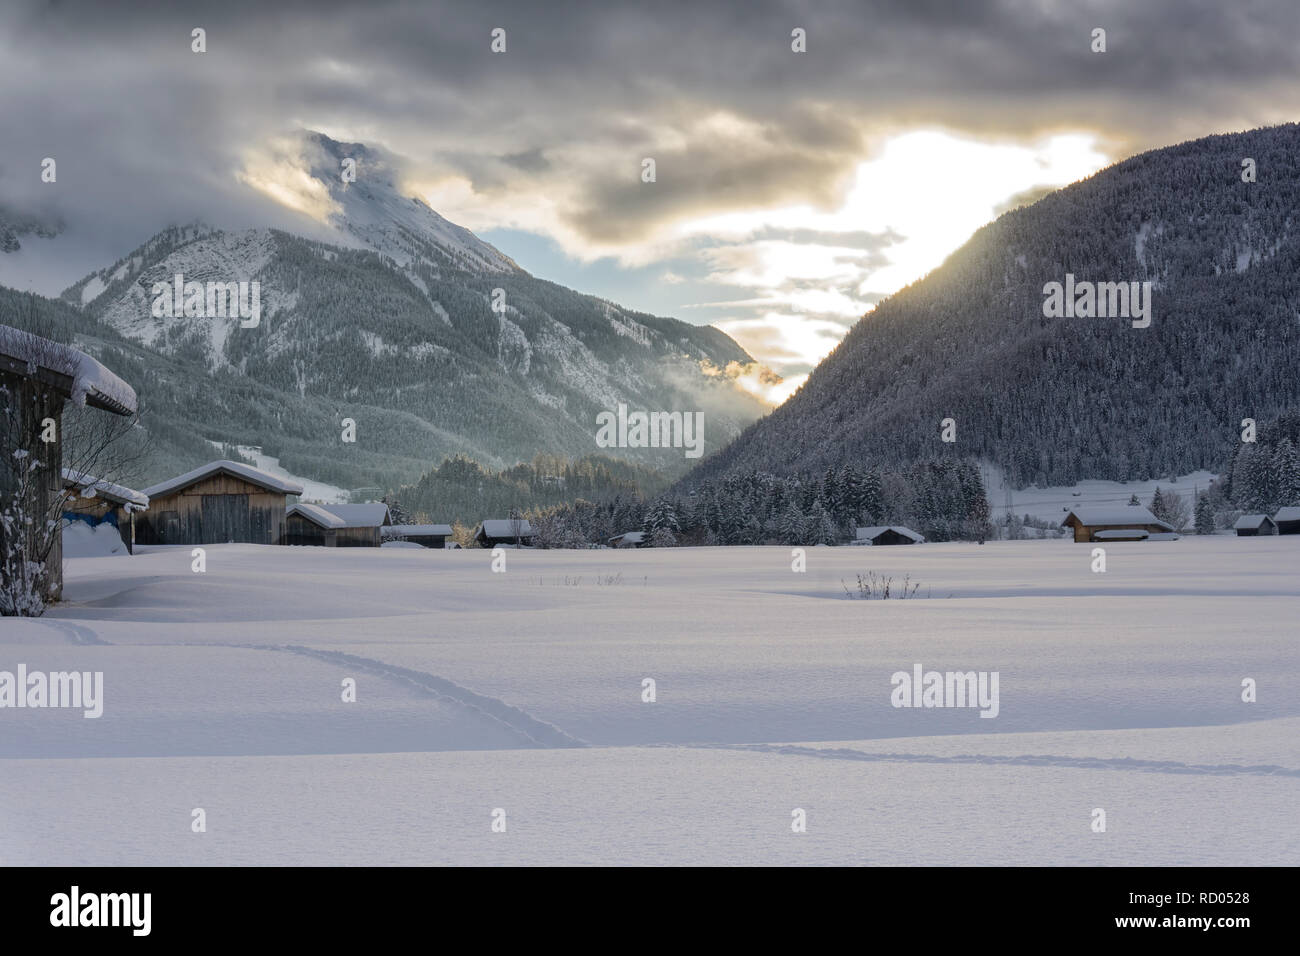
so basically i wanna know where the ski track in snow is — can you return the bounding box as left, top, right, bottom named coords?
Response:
left=274, top=645, right=588, bottom=749
left=684, top=742, right=1300, bottom=778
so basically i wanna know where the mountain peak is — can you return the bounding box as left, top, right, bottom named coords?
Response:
left=289, top=129, right=524, bottom=276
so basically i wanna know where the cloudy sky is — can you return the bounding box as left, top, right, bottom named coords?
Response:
left=5, top=0, right=1300, bottom=400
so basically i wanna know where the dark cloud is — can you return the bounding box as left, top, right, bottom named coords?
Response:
left=4, top=0, right=1300, bottom=290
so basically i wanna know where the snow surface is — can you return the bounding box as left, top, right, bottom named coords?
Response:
left=142, top=460, right=303, bottom=498
left=229, top=445, right=350, bottom=504
left=2, top=537, right=1296, bottom=865
left=385, top=524, right=453, bottom=537
left=315, top=503, right=389, bottom=528
left=983, top=465, right=1216, bottom=525
left=286, top=503, right=345, bottom=529
left=856, top=526, right=925, bottom=542
left=59, top=520, right=128, bottom=557
left=480, top=519, right=534, bottom=538
left=62, top=468, right=149, bottom=509
left=0, top=323, right=138, bottom=414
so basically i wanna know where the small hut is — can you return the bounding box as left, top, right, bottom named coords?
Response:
left=475, top=518, right=534, bottom=548
left=1, top=324, right=137, bottom=606
left=1060, top=506, right=1172, bottom=543
left=609, top=531, right=646, bottom=548
left=382, top=524, right=453, bottom=548
left=1273, top=507, right=1300, bottom=535
left=852, top=526, right=924, bottom=546
left=1234, top=514, right=1278, bottom=537
left=284, top=503, right=346, bottom=546
left=61, top=469, right=149, bottom=554
left=137, top=460, right=303, bottom=545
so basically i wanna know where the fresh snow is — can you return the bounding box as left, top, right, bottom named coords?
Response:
left=229, top=445, right=350, bottom=503
left=142, top=459, right=303, bottom=498
left=1, top=537, right=1296, bottom=865
left=59, top=520, right=129, bottom=557
left=62, top=468, right=149, bottom=510
left=286, top=503, right=345, bottom=529
left=78, top=274, right=106, bottom=305
left=982, top=464, right=1216, bottom=525
left=0, top=323, right=138, bottom=414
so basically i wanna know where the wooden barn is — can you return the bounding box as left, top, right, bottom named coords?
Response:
left=284, top=503, right=346, bottom=546
left=62, top=469, right=149, bottom=554
left=852, top=526, right=925, bottom=546
left=1060, top=506, right=1173, bottom=543
left=475, top=518, right=535, bottom=548
left=1273, top=507, right=1300, bottom=535
left=286, top=502, right=391, bottom=547
left=1234, top=514, right=1277, bottom=537
left=137, top=461, right=303, bottom=546
left=1, top=324, right=137, bottom=606
left=382, top=523, right=453, bottom=548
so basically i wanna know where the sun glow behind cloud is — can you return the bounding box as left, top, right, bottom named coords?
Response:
left=665, top=129, right=1110, bottom=403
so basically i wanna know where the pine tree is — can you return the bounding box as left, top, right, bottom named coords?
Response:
left=778, top=501, right=806, bottom=544
left=807, top=500, right=837, bottom=545
left=1194, top=494, right=1216, bottom=535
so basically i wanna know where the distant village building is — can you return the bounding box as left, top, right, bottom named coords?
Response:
left=62, top=469, right=149, bottom=554
left=1234, top=514, right=1278, bottom=537
left=1273, top=507, right=1300, bottom=535
left=852, top=526, right=925, bottom=546
left=286, top=502, right=391, bottom=547
left=382, top=524, right=453, bottom=548
left=609, top=530, right=645, bottom=548
left=137, top=460, right=303, bottom=545
left=1060, top=506, right=1173, bottom=543
left=1, top=324, right=138, bottom=606
left=475, top=518, right=535, bottom=548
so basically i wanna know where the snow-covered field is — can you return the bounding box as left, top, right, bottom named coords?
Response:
left=2, top=538, right=1296, bottom=865
left=982, top=465, right=1217, bottom=525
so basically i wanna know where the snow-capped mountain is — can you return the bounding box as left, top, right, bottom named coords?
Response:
left=297, top=131, right=523, bottom=276
left=53, top=134, right=770, bottom=487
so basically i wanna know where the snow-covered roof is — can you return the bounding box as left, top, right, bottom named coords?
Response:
left=1060, top=506, right=1172, bottom=531
left=143, top=460, right=304, bottom=498
left=61, top=468, right=149, bottom=510
left=1234, top=514, right=1275, bottom=529
left=855, top=526, right=924, bottom=542
left=1273, top=507, right=1300, bottom=522
left=1093, top=528, right=1150, bottom=539
left=610, top=530, right=644, bottom=544
left=0, top=323, right=137, bottom=415
left=479, top=519, right=534, bottom=538
left=314, top=503, right=391, bottom=528
left=287, top=503, right=346, bottom=529
left=383, top=523, right=453, bottom=536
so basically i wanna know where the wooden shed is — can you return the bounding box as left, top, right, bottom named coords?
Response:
left=382, top=524, right=453, bottom=548
left=475, top=518, right=535, bottom=548
left=136, top=460, right=303, bottom=545
left=1, top=324, right=137, bottom=607
left=609, top=530, right=646, bottom=548
left=1234, top=514, right=1277, bottom=537
left=1060, top=506, right=1173, bottom=543
left=852, top=526, right=925, bottom=546
left=61, top=469, right=149, bottom=554
left=1273, top=507, right=1300, bottom=535
left=286, top=502, right=390, bottom=547
left=284, top=503, right=345, bottom=546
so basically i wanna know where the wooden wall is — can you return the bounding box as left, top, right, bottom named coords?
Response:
left=284, top=513, right=337, bottom=547
left=136, top=473, right=288, bottom=545
left=335, top=526, right=381, bottom=547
